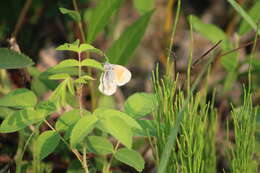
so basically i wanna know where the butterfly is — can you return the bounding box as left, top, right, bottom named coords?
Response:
left=98, top=62, right=131, bottom=95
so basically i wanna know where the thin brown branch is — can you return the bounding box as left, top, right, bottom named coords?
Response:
left=12, top=0, right=32, bottom=38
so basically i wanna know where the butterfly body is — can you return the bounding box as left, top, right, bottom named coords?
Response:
left=99, top=63, right=131, bottom=95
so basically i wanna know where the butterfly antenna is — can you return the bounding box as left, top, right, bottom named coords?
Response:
left=103, top=53, right=109, bottom=63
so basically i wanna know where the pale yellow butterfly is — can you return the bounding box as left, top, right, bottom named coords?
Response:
left=98, top=62, right=131, bottom=96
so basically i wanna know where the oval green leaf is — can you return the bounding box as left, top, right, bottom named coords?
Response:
left=114, top=148, right=145, bottom=172
left=81, top=59, right=104, bottom=71
left=78, top=44, right=103, bottom=55
left=35, top=130, right=60, bottom=160
left=0, top=107, right=15, bottom=119
left=56, top=43, right=79, bottom=53
left=53, top=59, right=80, bottom=69
left=95, top=109, right=133, bottom=148
left=55, top=109, right=90, bottom=132
left=0, top=109, right=45, bottom=133
left=0, top=88, right=37, bottom=108
left=80, top=75, right=95, bottom=81
left=0, top=48, right=34, bottom=69
left=189, top=15, right=227, bottom=42
left=133, top=0, right=155, bottom=14
left=36, top=100, right=56, bottom=114
left=70, top=115, right=98, bottom=148
left=94, top=108, right=142, bottom=135
left=59, top=7, right=81, bottom=22
left=49, top=73, right=71, bottom=80
left=86, top=136, right=113, bottom=155
left=125, top=92, right=157, bottom=119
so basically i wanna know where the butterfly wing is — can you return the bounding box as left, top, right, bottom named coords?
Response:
left=112, top=64, right=131, bottom=86
left=98, top=71, right=117, bottom=96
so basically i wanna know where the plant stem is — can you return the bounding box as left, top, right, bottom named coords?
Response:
left=72, top=0, right=86, bottom=43
left=32, top=127, right=40, bottom=173
left=16, top=127, right=37, bottom=173
left=104, top=141, right=120, bottom=173
left=82, top=146, right=89, bottom=173
left=12, top=0, right=32, bottom=37
left=77, top=51, right=89, bottom=172
left=72, top=0, right=97, bottom=111
left=15, top=131, right=25, bottom=173
left=78, top=52, right=83, bottom=118
left=248, top=26, right=259, bottom=91
left=44, top=120, right=84, bottom=166
left=187, top=15, right=194, bottom=97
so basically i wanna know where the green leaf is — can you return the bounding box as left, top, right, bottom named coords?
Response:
left=0, top=88, right=37, bottom=108
left=49, top=73, right=71, bottom=80
left=70, top=115, right=98, bottom=148
left=0, top=107, right=14, bottom=119
left=55, top=109, right=91, bottom=140
left=56, top=41, right=102, bottom=54
left=114, top=148, right=144, bottom=172
left=0, top=109, right=45, bottom=133
left=94, top=109, right=133, bottom=148
left=221, top=50, right=238, bottom=72
left=133, top=0, right=155, bottom=14
left=31, top=77, right=49, bottom=97
left=227, top=0, right=260, bottom=35
left=251, top=57, right=260, bottom=69
left=36, top=101, right=56, bottom=114
left=59, top=7, right=81, bottom=22
left=35, top=130, right=60, bottom=160
left=189, top=15, right=226, bottom=43
left=239, top=1, right=260, bottom=35
left=74, top=78, right=88, bottom=84
left=223, top=70, right=237, bottom=92
left=86, top=0, right=124, bottom=43
left=125, top=92, right=157, bottom=119
left=81, top=59, right=104, bottom=71
left=75, top=75, right=95, bottom=84
left=56, top=43, right=80, bottom=53
left=98, top=95, right=116, bottom=109
left=67, top=78, right=75, bottom=95
left=94, top=108, right=142, bottom=136
left=136, top=119, right=157, bottom=136
left=78, top=44, right=103, bottom=55
left=106, top=10, right=153, bottom=65
left=55, top=109, right=90, bottom=132
left=39, top=67, right=80, bottom=90
left=80, top=75, right=95, bottom=81
left=86, top=136, right=113, bottom=155
left=53, top=59, right=80, bottom=69
left=189, top=15, right=238, bottom=72
left=49, top=80, right=67, bottom=107
left=67, top=160, right=84, bottom=173
left=0, top=48, right=34, bottom=69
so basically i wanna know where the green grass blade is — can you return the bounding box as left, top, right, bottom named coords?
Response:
left=227, top=0, right=260, bottom=35
left=106, top=10, right=153, bottom=65
left=238, top=1, right=260, bottom=35
left=87, top=0, right=124, bottom=43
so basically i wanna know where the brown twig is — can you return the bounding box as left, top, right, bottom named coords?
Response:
left=192, top=40, right=223, bottom=68
left=12, top=0, right=32, bottom=38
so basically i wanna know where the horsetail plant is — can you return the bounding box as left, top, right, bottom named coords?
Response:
left=229, top=91, right=258, bottom=173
